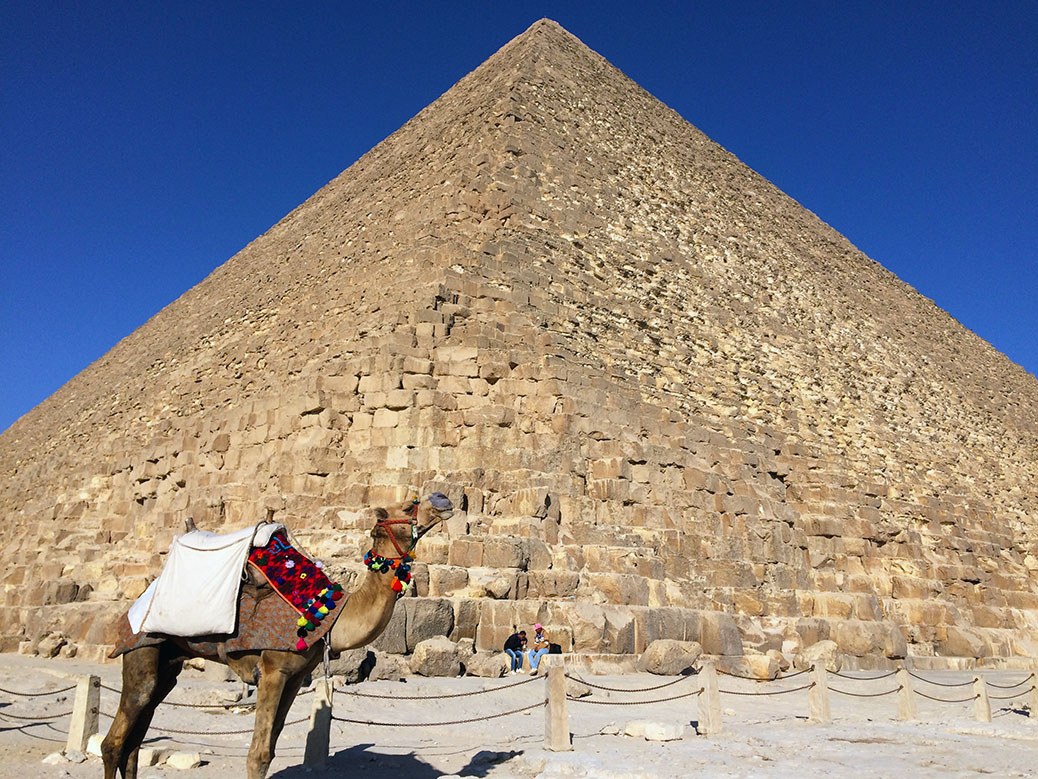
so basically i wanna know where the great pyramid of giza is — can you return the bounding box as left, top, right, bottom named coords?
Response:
left=1, top=20, right=1035, bottom=667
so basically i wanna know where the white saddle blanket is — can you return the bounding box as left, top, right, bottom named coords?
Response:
left=128, top=523, right=285, bottom=636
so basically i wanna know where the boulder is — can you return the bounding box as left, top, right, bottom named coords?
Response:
left=767, top=649, right=791, bottom=672
left=36, top=631, right=67, bottom=658
left=166, top=752, right=203, bottom=769
left=465, top=651, right=510, bottom=678
left=368, top=651, right=411, bottom=682
left=565, top=670, right=592, bottom=698
left=623, top=720, right=685, bottom=741
left=639, top=639, right=702, bottom=675
left=936, top=626, right=991, bottom=658
left=793, top=639, right=843, bottom=672
left=327, top=649, right=377, bottom=683
left=410, top=636, right=462, bottom=677
left=404, top=598, right=455, bottom=651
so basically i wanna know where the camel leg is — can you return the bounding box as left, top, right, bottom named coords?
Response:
left=270, top=658, right=320, bottom=747
left=122, top=650, right=183, bottom=779
left=244, top=652, right=309, bottom=779
left=101, top=644, right=183, bottom=779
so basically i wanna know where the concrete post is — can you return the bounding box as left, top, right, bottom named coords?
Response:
left=973, top=676, right=991, bottom=723
left=303, top=678, right=332, bottom=767
left=808, top=664, right=831, bottom=724
left=544, top=657, right=571, bottom=751
left=698, top=660, right=722, bottom=736
left=896, top=667, right=916, bottom=721
left=67, top=675, right=100, bottom=753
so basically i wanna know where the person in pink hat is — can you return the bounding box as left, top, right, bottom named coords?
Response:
left=528, top=623, right=550, bottom=673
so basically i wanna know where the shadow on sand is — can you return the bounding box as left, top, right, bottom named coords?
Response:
left=270, top=744, right=524, bottom=778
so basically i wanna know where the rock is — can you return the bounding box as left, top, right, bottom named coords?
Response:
left=465, top=651, right=509, bottom=678
left=600, top=723, right=620, bottom=735
left=36, top=631, right=67, bottom=658
left=794, top=639, right=843, bottom=672
left=166, top=752, right=203, bottom=769
left=138, top=747, right=167, bottom=767
left=700, top=611, right=743, bottom=656
left=403, top=598, right=455, bottom=651
left=716, top=653, right=780, bottom=680
left=936, top=626, right=991, bottom=658
left=640, top=639, right=702, bottom=675
left=64, top=749, right=86, bottom=763
left=623, top=720, right=685, bottom=740
left=644, top=722, right=686, bottom=741
left=327, top=648, right=376, bottom=683
left=42, top=752, right=67, bottom=765
left=368, top=651, right=412, bottom=681
left=410, top=636, right=462, bottom=677
left=201, top=659, right=237, bottom=682
left=767, top=649, right=791, bottom=672
left=565, top=670, right=592, bottom=698
left=59, top=642, right=78, bottom=658
left=86, top=733, right=104, bottom=756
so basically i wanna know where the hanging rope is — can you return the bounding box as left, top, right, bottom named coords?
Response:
left=336, top=674, right=540, bottom=700
left=563, top=673, right=690, bottom=693
left=567, top=689, right=703, bottom=706
left=912, top=689, right=979, bottom=704
left=331, top=698, right=546, bottom=727
left=906, top=671, right=973, bottom=688
left=986, top=674, right=1035, bottom=690
left=830, top=685, right=902, bottom=698
left=719, top=682, right=815, bottom=696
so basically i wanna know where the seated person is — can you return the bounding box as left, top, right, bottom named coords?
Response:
left=503, top=629, right=527, bottom=674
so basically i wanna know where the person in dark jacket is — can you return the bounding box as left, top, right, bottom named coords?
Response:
left=504, top=629, right=527, bottom=674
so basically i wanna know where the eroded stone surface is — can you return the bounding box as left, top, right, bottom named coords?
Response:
left=0, top=19, right=1035, bottom=666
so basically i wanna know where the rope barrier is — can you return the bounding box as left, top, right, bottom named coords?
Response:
left=912, top=689, right=979, bottom=704
left=567, top=689, right=703, bottom=706
left=988, top=686, right=1036, bottom=701
left=0, top=684, right=77, bottom=697
left=337, top=674, right=540, bottom=700
left=830, top=685, right=902, bottom=698
left=715, top=668, right=810, bottom=681
left=986, top=674, right=1035, bottom=690
left=97, top=709, right=308, bottom=736
left=331, top=698, right=546, bottom=727
left=0, top=709, right=73, bottom=721
left=831, top=670, right=898, bottom=681
left=719, top=682, right=815, bottom=697
left=563, top=673, right=689, bottom=693
left=906, top=671, right=972, bottom=688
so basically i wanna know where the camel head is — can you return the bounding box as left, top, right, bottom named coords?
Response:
left=368, top=491, right=454, bottom=560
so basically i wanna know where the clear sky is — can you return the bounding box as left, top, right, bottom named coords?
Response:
left=2, top=2, right=1035, bottom=434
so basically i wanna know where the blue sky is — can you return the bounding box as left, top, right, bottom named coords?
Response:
left=1, top=2, right=1035, bottom=434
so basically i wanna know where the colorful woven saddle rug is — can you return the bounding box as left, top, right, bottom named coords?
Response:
left=111, top=530, right=345, bottom=659
left=247, top=532, right=345, bottom=650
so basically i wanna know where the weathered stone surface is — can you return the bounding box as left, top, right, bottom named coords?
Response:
left=0, top=19, right=1034, bottom=667
left=794, top=639, right=843, bottom=672
left=166, top=752, right=203, bottom=770
left=464, top=650, right=509, bottom=677
left=410, top=636, right=462, bottom=677
left=639, top=639, right=701, bottom=675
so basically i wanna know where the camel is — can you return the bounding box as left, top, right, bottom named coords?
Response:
left=101, top=491, right=455, bottom=779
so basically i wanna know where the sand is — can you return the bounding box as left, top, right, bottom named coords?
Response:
left=1, top=653, right=1036, bottom=778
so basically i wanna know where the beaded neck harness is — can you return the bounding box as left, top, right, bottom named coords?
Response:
left=363, top=497, right=419, bottom=595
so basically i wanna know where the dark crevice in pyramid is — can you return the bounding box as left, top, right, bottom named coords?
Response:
left=1, top=19, right=1035, bottom=665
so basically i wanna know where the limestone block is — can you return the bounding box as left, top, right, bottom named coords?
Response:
left=527, top=570, right=580, bottom=598
left=370, top=606, right=407, bottom=654
left=699, top=611, right=743, bottom=656
left=428, top=566, right=469, bottom=596
left=567, top=603, right=607, bottom=652
left=935, top=626, right=991, bottom=658
left=464, top=651, right=509, bottom=678
left=448, top=539, right=483, bottom=567
left=793, top=639, right=842, bottom=672
left=602, top=607, right=636, bottom=654
left=410, top=636, right=462, bottom=677
left=639, top=639, right=701, bottom=675
left=166, top=752, right=203, bottom=769
left=403, top=598, right=454, bottom=652
left=624, top=720, right=686, bottom=741
left=482, top=537, right=528, bottom=569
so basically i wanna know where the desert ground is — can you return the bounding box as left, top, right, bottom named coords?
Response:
left=1, top=652, right=1036, bottom=778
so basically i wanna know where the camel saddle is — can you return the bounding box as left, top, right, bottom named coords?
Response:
left=111, top=527, right=346, bottom=659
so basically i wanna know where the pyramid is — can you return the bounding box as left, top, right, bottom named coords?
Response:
left=1, top=20, right=1036, bottom=666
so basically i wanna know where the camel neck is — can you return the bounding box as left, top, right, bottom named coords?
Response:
left=327, top=568, right=401, bottom=652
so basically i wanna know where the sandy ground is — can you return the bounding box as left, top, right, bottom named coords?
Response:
left=1, top=653, right=1036, bottom=778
